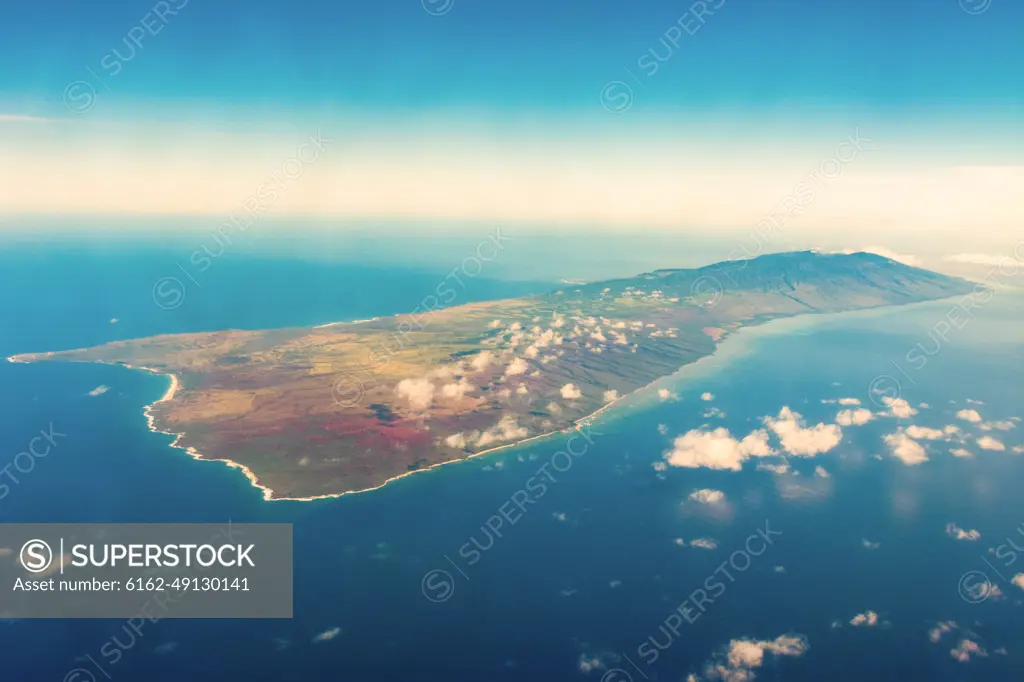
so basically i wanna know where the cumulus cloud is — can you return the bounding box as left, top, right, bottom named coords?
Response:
left=395, top=378, right=435, bottom=410
left=765, top=407, right=842, bottom=456
left=505, top=358, right=529, bottom=376
left=561, top=383, right=582, bottom=399
left=1014, top=445, right=1024, bottom=454
left=836, top=408, right=874, bottom=426
left=861, top=539, right=880, bottom=550
left=956, top=409, right=982, bottom=423
left=689, top=538, right=719, bottom=550
left=665, top=428, right=774, bottom=471
left=577, top=654, right=604, bottom=673
left=695, top=634, right=809, bottom=682
left=444, top=433, right=468, bottom=449
left=657, top=424, right=669, bottom=435
left=946, top=523, right=980, bottom=541
left=603, top=389, right=619, bottom=403
left=470, top=351, right=494, bottom=371
left=977, top=436, right=1005, bottom=451
left=950, top=447, right=973, bottom=458
left=440, top=378, right=474, bottom=400
left=849, top=611, right=879, bottom=627
left=87, top=385, right=110, bottom=397
left=928, top=621, right=957, bottom=643
left=688, top=489, right=725, bottom=505
left=474, top=416, right=529, bottom=448
left=815, top=466, right=829, bottom=478
left=658, top=388, right=678, bottom=401
left=1012, top=574, right=1024, bottom=591
left=950, top=639, right=987, bottom=663
left=881, top=397, right=918, bottom=419
left=904, top=425, right=946, bottom=440
left=884, top=432, right=928, bottom=465
left=980, top=420, right=1016, bottom=431
left=701, top=392, right=715, bottom=401
left=312, top=626, right=342, bottom=643
left=757, top=461, right=790, bottom=474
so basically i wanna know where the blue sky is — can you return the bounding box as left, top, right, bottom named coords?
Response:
left=3, top=0, right=1022, bottom=114
left=0, top=0, right=1021, bottom=255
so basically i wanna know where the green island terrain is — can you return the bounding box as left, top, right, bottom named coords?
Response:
left=9, top=251, right=974, bottom=499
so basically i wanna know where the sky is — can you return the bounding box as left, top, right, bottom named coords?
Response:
left=1, top=0, right=1022, bottom=253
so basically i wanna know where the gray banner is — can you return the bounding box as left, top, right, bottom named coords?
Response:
left=0, top=523, right=292, bottom=618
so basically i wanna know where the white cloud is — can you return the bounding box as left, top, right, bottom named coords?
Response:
left=603, top=389, right=619, bottom=403
left=928, top=621, right=957, bottom=643
left=701, top=392, right=715, bottom=401
left=950, top=639, right=987, bottom=663
left=1012, top=574, right=1024, bottom=591
left=946, top=523, right=981, bottom=541
left=757, top=461, right=790, bottom=474
left=956, top=409, right=982, bottom=423
left=440, top=378, right=474, bottom=400
left=665, top=428, right=773, bottom=471
left=861, top=539, right=881, bottom=550
left=473, top=415, right=529, bottom=448
left=950, top=447, right=973, bottom=458
left=945, top=253, right=1012, bottom=266
left=824, top=397, right=862, bottom=406
left=577, top=654, right=604, bottom=673
left=836, top=408, right=874, bottom=426
left=689, top=538, right=719, bottom=550
left=505, top=358, right=529, bottom=376
left=904, top=425, right=946, bottom=440
left=658, top=388, right=678, bottom=401
left=312, top=626, right=342, bottom=643
left=849, top=611, right=879, bottom=627
left=977, top=436, right=1005, bottom=451
left=1013, top=445, right=1024, bottom=454
left=845, top=246, right=921, bottom=266
left=396, top=377, right=435, bottom=410
left=516, top=384, right=529, bottom=395
left=444, top=433, right=468, bottom=449
left=87, top=385, right=110, bottom=397
left=470, top=351, right=494, bottom=371
left=881, top=397, right=918, bottom=419
left=980, top=420, right=1016, bottom=431
left=688, top=489, right=725, bottom=505
left=815, top=466, right=829, bottom=478
left=884, top=432, right=928, bottom=465
left=765, top=407, right=842, bottom=456
left=0, top=114, right=54, bottom=123
left=560, top=383, right=582, bottom=400
left=698, top=634, right=809, bottom=682
left=657, top=424, right=669, bottom=435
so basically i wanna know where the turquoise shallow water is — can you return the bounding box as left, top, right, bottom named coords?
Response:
left=1, top=245, right=1022, bottom=682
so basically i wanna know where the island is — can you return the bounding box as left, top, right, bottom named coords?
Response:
left=8, top=251, right=975, bottom=500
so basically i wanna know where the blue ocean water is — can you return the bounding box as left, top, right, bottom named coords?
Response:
left=1, top=247, right=1022, bottom=682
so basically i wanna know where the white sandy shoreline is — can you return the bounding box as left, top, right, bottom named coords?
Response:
left=4, top=295, right=962, bottom=503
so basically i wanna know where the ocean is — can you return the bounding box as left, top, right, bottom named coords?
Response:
left=1, top=244, right=1022, bottom=682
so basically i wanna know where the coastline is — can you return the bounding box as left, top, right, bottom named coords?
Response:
left=6, top=295, right=967, bottom=503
